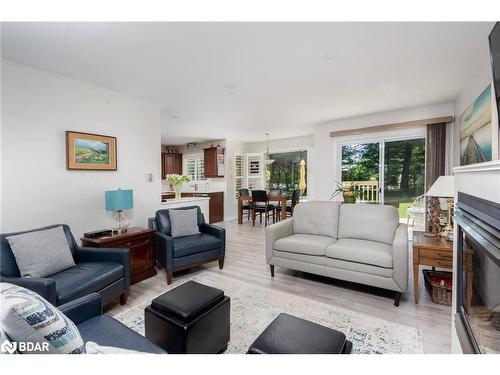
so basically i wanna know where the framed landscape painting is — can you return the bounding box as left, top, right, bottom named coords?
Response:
left=459, top=85, right=493, bottom=165
left=66, top=131, right=117, bottom=170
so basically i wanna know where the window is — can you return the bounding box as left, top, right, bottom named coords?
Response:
left=267, top=150, right=307, bottom=197
left=184, top=154, right=205, bottom=181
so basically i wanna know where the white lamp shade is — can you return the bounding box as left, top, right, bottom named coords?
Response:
left=426, top=175, right=455, bottom=198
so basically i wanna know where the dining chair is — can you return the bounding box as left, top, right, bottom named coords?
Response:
left=268, top=188, right=283, bottom=210
left=251, top=190, right=276, bottom=226
left=276, top=189, right=301, bottom=220
left=239, top=188, right=253, bottom=221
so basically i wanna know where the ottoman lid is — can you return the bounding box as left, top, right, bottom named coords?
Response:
left=151, top=281, right=224, bottom=320
left=248, top=313, right=347, bottom=354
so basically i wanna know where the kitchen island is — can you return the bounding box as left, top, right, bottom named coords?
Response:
left=160, top=196, right=210, bottom=221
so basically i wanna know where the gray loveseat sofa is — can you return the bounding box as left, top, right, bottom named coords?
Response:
left=265, top=201, right=408, bottom=306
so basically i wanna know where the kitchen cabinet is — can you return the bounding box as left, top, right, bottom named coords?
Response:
left=203, top=147, right=224, bottom=178
left=194, top=192, right=224, bottom=223
left=161, top=152, right=182, bottom=179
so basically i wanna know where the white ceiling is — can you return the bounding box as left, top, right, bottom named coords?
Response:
left=1, top=22, right=494, bottom=144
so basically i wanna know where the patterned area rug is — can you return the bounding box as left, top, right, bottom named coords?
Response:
left=110, top=271, right=423, bottom=354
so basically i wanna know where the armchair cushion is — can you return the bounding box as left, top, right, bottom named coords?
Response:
left=155, top=206, right=204, bottom=236
left=326, top=238, right=393, bottom=269
left=6, top=225, right=75, bottom=278
left=173, top=233, right=221, bottom=258
left=51, top=262, right=124, bottom=305
left=169, top=208, right=200, bottom=238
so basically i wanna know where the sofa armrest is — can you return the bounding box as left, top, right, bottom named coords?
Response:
left=58, top=293, right=102, bottom=325
left=265, top=218, right=294, bottom=263
left=1, top=276, right=57, bottom=305
left=155, top=231, right=174, bottom=270
left=200, top=223, right=226, bottom=256
left=392, top=223, right=409, bottom=292
left=75, top=247, right=131, bottom=289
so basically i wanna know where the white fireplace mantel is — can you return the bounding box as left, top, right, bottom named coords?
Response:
left=451, top=159, right=500, bottom=353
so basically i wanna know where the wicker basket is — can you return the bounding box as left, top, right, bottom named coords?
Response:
left=423, top=270, right=452, bottom=306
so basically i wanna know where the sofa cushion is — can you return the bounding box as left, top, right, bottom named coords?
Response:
left=173, top=233, right=221, bottom=258
left=324, top=258, right=394, bottom=278
left=6, top=225, right=76, bottom=278
left=78, top=315, right=165, bottom=354
left=293, top=201, right=341, bottom=238
left=51, top=262, right=124, bottom=305
left=338, top=204, right=399, bottom=244
left=274, top=234, right=337, bottom=256
left=326, top=238, right=393, bottom=269
left=0, top=282, right=85, bottom=354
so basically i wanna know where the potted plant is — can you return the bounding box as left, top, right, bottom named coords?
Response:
left=330, top=181, right=360, bottom=203
left=166, top=174, right=190, bottom=200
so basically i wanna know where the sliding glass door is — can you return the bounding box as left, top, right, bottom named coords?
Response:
left=340, top=137, right=425, bottom=219
left=341, top=142, right=380, bottom=203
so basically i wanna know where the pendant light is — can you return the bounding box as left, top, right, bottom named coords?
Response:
left=264, top=133, right=275, bottom=165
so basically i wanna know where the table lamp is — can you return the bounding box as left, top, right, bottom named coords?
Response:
left=105, top=188, right=133, bottom=234
left=425, top=176, right=455, bottom=239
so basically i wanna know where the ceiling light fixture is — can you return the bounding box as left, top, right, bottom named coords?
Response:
left=224, top=84, right=237, bottom=90
left=264, top=133, right=275, bottom=165
left=171, top=115, right=179, bottom=119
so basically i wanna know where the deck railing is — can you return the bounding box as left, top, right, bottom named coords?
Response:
left=342, top=180, right=379, bottom=202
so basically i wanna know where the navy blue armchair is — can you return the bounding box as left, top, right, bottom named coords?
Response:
left=0, top=224, right=130, bottom=306
left=59, top=293, right=165, bottom=353
left=148, top=206, right=225, bottom=284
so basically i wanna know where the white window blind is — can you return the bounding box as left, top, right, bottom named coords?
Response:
left=184, top=154, right=205, bottom=181
left=234, top=154, right=245, bottom=198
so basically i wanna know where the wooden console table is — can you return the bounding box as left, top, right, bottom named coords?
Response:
left=412, top=231, right=473, bottom=311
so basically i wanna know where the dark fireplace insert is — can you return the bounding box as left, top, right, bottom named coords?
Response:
left=455, top=192, right=500, bottom=354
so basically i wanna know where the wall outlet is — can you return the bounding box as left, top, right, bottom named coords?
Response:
left=146, top=173, right=153, bottom=183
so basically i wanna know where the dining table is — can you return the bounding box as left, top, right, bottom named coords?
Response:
left=237, top=194, right=288, bottom=224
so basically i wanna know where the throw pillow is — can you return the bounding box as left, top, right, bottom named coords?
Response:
left=85, top=341, right=146, bottom=354
left=6, top=226, right=76, bottom=278
left=169, top=208, right=200, bottom=238
left=0, top=283, right=86, bottom=354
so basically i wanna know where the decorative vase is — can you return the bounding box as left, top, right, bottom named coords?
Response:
left=174, top=184, right=182, bottom=200
left=343, top=191, right=356, bottom=204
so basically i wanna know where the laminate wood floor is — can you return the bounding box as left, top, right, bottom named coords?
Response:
left=114, top=219, right=452, bottom=354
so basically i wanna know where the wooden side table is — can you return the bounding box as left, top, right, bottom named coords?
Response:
left=81, top=227, right=156, bottom=285
left=412, top=231, right=473, bottom=311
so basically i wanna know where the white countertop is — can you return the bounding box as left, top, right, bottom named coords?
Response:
left=161, top=196, right=210, bottom=204
left=162, top=190, right=223, bottom=194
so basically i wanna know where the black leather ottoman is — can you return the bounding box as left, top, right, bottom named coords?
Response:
left=145, top=281, right=230, bottom=354
left=247, top=313, right=353, bottom=354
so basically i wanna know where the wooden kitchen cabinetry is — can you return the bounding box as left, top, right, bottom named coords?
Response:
left=161, top=152, right=182, bottom=179
left=203, top=147, right=224, bottom=178
left=207, top=192, right=224, bottom=223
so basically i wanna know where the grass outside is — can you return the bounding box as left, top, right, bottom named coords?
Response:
left=398, top=202, right=410, bottom=219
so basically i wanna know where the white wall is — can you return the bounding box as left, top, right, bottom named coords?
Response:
left=1, top=60, right=162, bottom=240
left=313, top=102, right=456, bottom=200
left=453, top=45, right=499, bottom=167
